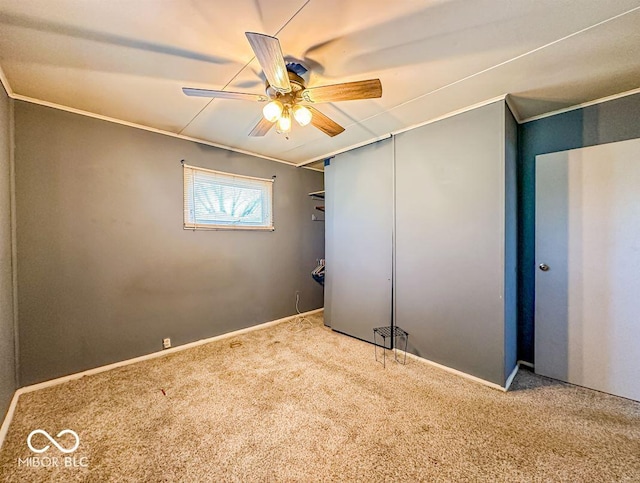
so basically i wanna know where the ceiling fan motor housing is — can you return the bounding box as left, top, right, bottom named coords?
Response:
left=266, top=70, right=306, bottom=104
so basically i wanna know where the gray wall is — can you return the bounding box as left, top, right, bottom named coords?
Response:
left=504, top=105, right=518, bottom=381
left=518, top=92, right=640, bottom=363
left=395, top=101, right=515, bottom=386
left=15, top=101, right=324, bottom=386
left=0, top=84, right=15, bottom=418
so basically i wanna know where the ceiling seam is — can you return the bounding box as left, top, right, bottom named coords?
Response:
left=177, top=0, right=312, bottom=136
left=377, top=5, right=640, bottom=118
left=286, top=3, right=640, bottom=157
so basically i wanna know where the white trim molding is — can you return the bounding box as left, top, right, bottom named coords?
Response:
left=519, top=86, right=640, bottom=124
left=0, top=308, right=323, bottom=450
left=518, top=360, right=535, bottom=369
left=296, top=95, right=510, bottom=167
left=5, top=73, right=640, bottom=170
left=0, top=391, right=20, bottom=451
left=296, top=84, right=640, bottom=166
left=9, top=93, right=296, bottom=167
left=504, top=364, right=519, bottom=391
left=0, top=65, right=14, bottom=98
left=297, top=134, right=392, bottom=167
left=404, top=352, right=519, bottom=392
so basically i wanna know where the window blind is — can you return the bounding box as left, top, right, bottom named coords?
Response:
left=183, top=164, right=274, bottom=230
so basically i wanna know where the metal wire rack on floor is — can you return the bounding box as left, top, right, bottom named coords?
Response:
left=373, top=326, right=409, bottom=368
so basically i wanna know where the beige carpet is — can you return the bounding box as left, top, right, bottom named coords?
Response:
left=1, top=313, right=639, bottom=482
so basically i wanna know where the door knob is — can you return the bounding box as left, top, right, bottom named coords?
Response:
left=539, top=263, right=550, bottom=272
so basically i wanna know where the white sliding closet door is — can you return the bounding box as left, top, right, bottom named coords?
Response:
left=324, top=139, right=393, bottom=342
left=535, top=138, right=640, bottom=401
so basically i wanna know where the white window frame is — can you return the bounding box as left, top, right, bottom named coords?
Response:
left=183, top=164, right=274, bottom=231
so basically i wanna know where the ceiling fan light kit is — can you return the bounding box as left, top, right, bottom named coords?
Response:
left=262, top=100, right=283, bottom=122
left=293, top=105, right=312, bottom=126
left=182, top=32, right=383, bottom=138
left=276, top=108, right=292, bottom=134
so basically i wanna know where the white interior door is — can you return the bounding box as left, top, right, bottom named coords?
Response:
left=535, top=138, right=640, bottom=401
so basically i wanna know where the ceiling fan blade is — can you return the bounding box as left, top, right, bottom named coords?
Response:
left=182, top=87, right=268, bottom=102
left=249, top=117, right=275, bottom=137
left=308, top=107, right=345, bottom=137
left=300, top=79, right=382, bottom=103
left=245, top=32, right=292, bottom=94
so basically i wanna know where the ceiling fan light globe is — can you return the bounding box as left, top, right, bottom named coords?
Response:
left=276, top=109, right=292, bottom=134
left=263, top=100, right=283, bottom=122
left=293, top=105, right=312, bottom=126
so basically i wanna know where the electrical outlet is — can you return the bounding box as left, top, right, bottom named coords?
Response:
left=162, top=338, right=171, bottom=349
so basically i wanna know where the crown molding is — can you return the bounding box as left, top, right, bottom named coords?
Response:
left=296, top=94, right=509, bottom=167
left=0, top=65, right=14, bottom=98
left=518, top=86, right=640, bottom=124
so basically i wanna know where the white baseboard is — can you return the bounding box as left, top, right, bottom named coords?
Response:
left=404, top=352, right=519, bottom=392
left=0, top=391, right=20, bottom=452
left=0, top=308, right=323, bottom=450
left=504, top=364, right=519, bottom=391
left=518, top=360, right=535, bottom=369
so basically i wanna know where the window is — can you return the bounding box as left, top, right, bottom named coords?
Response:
left=183, top=164, right=274, bottom=230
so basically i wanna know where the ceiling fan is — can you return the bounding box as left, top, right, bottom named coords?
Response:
left=182, top=32, right=382, bottom=138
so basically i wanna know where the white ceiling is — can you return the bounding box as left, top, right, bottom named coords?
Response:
left=1, top=0, right=639, bottom=167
